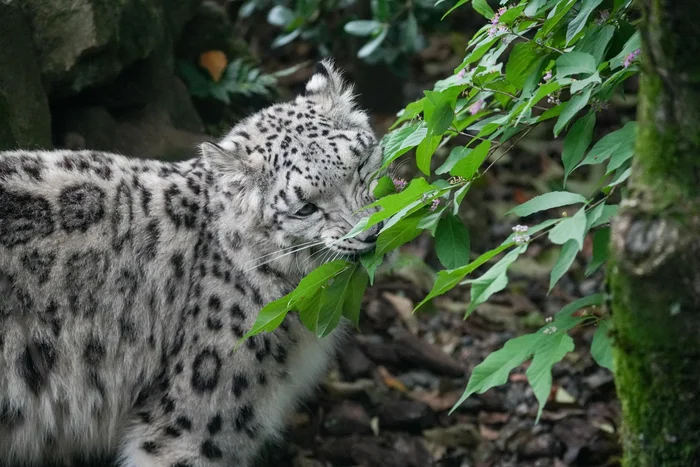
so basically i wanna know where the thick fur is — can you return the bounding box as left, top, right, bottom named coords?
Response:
left=0, top=60, right=382, bottom=467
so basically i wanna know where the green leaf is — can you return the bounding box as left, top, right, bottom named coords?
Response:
left=524, top=0, right=547, bottom=16
left=450, top=140, right=492, bottom=179
left=472, top=0, right=494, bottom=18
left=371, top=0, right=390, bottom=20
left=506, top=43, right=541, bottom=89
left=376, top=214, right=423, bottom=256
left=358, top=26, right=388, bottom=58
left=555, top=52, right=597, bottom=79
left=610, top=31, right=641, bottom=69
left=562, top=112, right=596, bottom=184
left=293, top=260, right=350, bottom=301
left=517, top=82, right=561, bottom=123
left=607, top=166, right=631, bottom=188
left=451, top=333, right=540, bottom=412
left=548, top=208, right=587, bottom=249
left=606, top=128, right=638, bottom=173
left=416, top=135, right=442, bottom=175
left=345, top=178, right=434, bottom=238
left=267, top=5, right=295, bottom=26
left=418, top=208, right=444, bottom=235
left=298, top=288, right=323, bottom=333
left=415, top=243, right=514, bottom=310
left=591, top=319, right=614, bottom=371
left=453, top=184, right=470, bottom=214
left=360, top=251, right=384, bottom=285
left=508, top=191, right=587, bottom=217
left=382, top=123, right=428, bottom=168
left=554, top=88, right=592, bottom=137
left=344, top=20, right=381, bottom=36
left=464, top=245, right=526, bottom=317
left=451, top=295, right=603, bottom=415
left=585, top=202, right=606, bottom=230
left=538, top=0, right=577, bottom=39
left=570, top=72, right=601, bottom=94
left=342, top=267, right=369, bottom=326
left=586, top=227, right=610, bottom=276
left=428, top=101, right=455, bottom=137
left=590, top=204, right=618, bottom=228
left=578, top=121, right=637, bottom=168
left=549, top=239, right=579, bottom=292
left=317, top=266, right=368, bottom=337
left=436, top=146, right=470, bottom=175
left=526, top=332, right=575, bottom=422
left=435, top=215, right=471, bottom=269
left=272, top=29, right=301, bottom=48
left=241, top=295, right=292, bottom=341
left=554, top=293, right=605, bottom=328
left=566, top=0, right=604, bottom=45
left=574, top=24, right=615, bottom=63
left=442, top=0, right=472, bottom=19
left=392, top=98, right=425, bottom=129
left=373, top=176, right=395, bottom=198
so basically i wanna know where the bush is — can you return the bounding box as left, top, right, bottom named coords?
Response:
left=245, top=0, right=639, bottom=419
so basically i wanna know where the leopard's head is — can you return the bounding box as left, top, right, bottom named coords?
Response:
left=203, top=60, right=383, bottom=269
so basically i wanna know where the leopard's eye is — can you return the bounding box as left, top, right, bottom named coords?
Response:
left=294, top=203, right=318, bottom=217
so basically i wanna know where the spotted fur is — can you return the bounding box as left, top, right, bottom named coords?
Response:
left=0, top=60, right=382, bottom=467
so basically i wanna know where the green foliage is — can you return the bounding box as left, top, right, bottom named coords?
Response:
left=177, top=58, right=289, bottom=104
left=238, top=0, right=447, bottom=66
left=243, top=0, right=640, bottom=421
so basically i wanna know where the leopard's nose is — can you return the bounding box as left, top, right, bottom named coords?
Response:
left=364, top=233, right=378, bottom=243
left=362, top=221, right=383, bottom=243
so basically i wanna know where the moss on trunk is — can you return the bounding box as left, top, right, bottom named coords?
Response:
left=610, top=1, right=700, bottom=465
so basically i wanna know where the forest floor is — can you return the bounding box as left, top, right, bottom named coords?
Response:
left=256, top=40, right=628, bottom=467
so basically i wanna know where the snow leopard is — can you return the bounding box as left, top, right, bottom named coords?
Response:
left=0, top=60, right=382, bottom=467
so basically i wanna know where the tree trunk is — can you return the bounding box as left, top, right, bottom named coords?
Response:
left=609, top=1, right=700, bottom=465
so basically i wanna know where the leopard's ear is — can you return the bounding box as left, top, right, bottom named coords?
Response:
left=199, top=140, right=265, bottom=175
left=305, top=59, right=350, bottom=97
left=304, top=58, right=369, bottom=128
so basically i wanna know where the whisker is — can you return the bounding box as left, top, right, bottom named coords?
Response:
left=245, top=242, right=324, bottom=271
left=245, top=240, right=321, bottom=264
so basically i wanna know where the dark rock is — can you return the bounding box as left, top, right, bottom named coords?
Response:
left=56, top=107, right=118, bottom=152
left=338, top=343, right=374, bottom=379
left=0, top=3, right=52, bottom=150
left=422, top=423, right=481, bottom=448
left=55, top=104, right=207, bottom=161
left=359, top=340, right=401, bottom=367
left=377, top=400, right=435, bottom=432
left=392, top=328, right=466, bottom=377
left=318, top=437, right=422, bottom=467
left=518, top=433, right=564, bottom=459
left=397, top=370, right=439, bottom=389
left=323, top=401, right=371, bottom=436
left=176, top=0, right=248, bottom=62
left=22, top=0, right=201, bottom=97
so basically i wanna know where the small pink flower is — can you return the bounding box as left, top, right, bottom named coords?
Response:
left=393, top=178, right=407, bottom=192
left=623, top=49, right=641, bottom=68
left=468, top=99, right=485, bottom=116
left=457, top=68, right=467, bottom=79
left=430, top=199, right=441, bottom=211
left=543, top=70, right=552, bottom=82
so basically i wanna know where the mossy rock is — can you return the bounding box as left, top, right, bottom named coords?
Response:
left=20, top=0, right=201, bottom=97
left=0, top=3, right=52, bottom=150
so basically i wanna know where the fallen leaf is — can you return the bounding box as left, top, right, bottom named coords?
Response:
left=199, top=50, right=227, bottom=82
left=378, top=366, right=408, bottom=393
left=382, top=292, right=419, bottom=334
left=479, top=424, right=501, bottom=441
